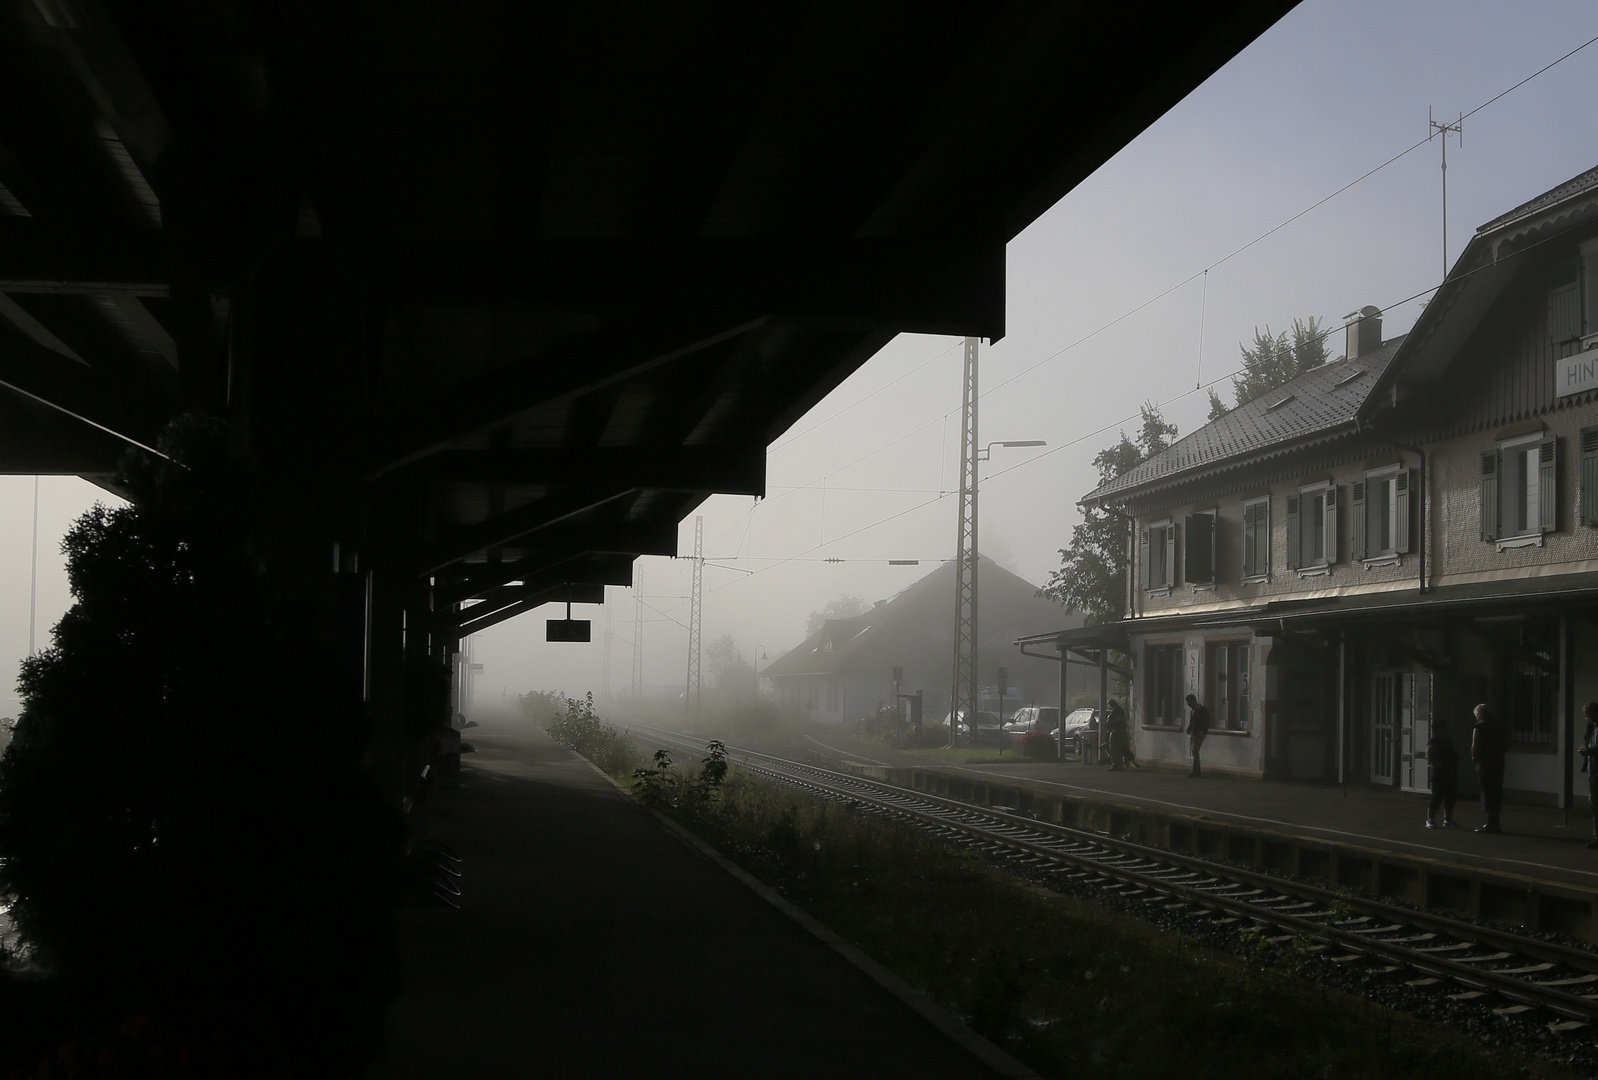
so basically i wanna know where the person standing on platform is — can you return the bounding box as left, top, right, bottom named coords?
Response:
left=1106, top=700, right=1136, bottom=770
left=1184, top=694, right=1210, bottom=778
left=1470, top=703, right=1507, bottom=834
left=1424, top=717, right=1458, bottom=829
left=1577, top=702, right=1598, bottom=849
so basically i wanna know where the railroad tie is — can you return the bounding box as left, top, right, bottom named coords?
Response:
left=1492, top=1004, right=1537, bottom=1017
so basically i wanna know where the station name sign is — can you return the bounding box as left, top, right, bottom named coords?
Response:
left=1559, top=350, right=1598, bottom=398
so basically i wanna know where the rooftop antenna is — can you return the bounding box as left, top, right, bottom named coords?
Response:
left=1429, top=106, right=1463, bottom=281
left=1195, top=268, right=1208, bottom=389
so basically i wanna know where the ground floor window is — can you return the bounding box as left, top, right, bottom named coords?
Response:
left=1206, top=640, right=1250, bottom=731
left=1145, top=643, right=1183, bottom=725
left=1510, top=659, right=1556, bottom=745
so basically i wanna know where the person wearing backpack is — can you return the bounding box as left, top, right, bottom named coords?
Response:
left=1470, top=703, right=1507, bottom=834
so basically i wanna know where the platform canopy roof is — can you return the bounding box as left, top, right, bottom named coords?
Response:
left=0, top=0, right=1299, bottom=635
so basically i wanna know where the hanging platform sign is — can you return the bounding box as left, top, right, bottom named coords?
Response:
left=1558, top=350, right=1598, bottom=397
left=547, top=619, right=591, bottom=642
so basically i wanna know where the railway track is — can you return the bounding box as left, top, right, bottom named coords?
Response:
left=623, top=720, right=1598, bottom=1036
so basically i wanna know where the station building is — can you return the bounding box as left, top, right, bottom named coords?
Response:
left=1021, top=164, right=1598, bottom=809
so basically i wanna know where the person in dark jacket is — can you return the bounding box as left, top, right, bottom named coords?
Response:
left=1424, top=717, right=1458, bottom=829
left=1470, top=703, right=1507, bottom=834
left=1105, top=700, right=1136, bottom=770
left=1578, top=702, right=1598, bottom=849
left=1184, top=694, right=1210, bottom=778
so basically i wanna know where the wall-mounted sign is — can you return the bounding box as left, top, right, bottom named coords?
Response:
left=1558, top=351, right=1598, bottom=398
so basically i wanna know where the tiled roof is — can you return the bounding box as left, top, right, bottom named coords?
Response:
left=1084, top=339, right=1402, bottom=504
left=1477, top=164, right=1598, bottom=235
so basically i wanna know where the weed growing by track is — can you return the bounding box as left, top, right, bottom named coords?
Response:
left=635, top=760, right=1548, bottom=1080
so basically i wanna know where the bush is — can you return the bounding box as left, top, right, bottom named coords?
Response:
left=1015, top=729, right=1057, bottom=760
left=546, top=693, right=635, bottom=776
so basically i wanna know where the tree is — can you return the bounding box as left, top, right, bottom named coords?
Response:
left=806, top=593, right=867, bottom=639
left=1206, top=387, right=1229, bottom=421
left=1230, top=316, right=1329, bottom=407
left=0, top=417, right=399, bottom=1072
left=706, top=633, right=758, bottom=701
left=1039, top=403, right=1177, bottom=624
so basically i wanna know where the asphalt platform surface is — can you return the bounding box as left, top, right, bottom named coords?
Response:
left=362, top=715, right=1007, bottom=1079
left=802, top=729, right=1598, bottom=892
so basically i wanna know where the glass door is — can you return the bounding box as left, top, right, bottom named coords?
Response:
left=1401, top=673, right=1433, bottom=793
left=1370, top=673, right=1397, bottom=784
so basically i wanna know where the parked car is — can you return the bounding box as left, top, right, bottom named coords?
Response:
left=943, top=710, right=1001, bottom=741
left=1003, top=706, right=1060, bottom=735
left=1057, top=707, right=1099, bottom=756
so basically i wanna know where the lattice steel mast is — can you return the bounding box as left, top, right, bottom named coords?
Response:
left=685, top=516, right=704, bottom=720
left=949, top=337, right=980, bottom=747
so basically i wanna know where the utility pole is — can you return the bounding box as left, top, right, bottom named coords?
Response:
left=685, top=516, right=704, bottom=721
left=949, top=337, right=980, bottom=747
left=631, top=569, right=644, bottom=699
left=1429, top=107, right=1463, bottom=280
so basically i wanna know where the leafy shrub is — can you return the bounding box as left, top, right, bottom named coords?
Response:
left=854, top=704, right=912, bottom=748
left=1015, top=729, right=1057, bottom=760
left=545, top=692, right=635, bottom=776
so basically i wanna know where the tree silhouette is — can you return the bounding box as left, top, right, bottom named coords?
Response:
left=1041, top=402, right=1176, bottom=623
left=0, top=417, right=400, bottom=1074
left=1230, top=316, right=1329, bottom=407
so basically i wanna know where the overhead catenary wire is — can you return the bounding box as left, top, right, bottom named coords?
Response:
left=652, top=35, right=1598, bottom=610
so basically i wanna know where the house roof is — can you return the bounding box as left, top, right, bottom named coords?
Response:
left=1083, top=340, right=1402, bottom=506
left=1477, top=163, right=1598, bottom=235
left=1363, top=162, right=1598, bottom=411
left=761, top=557, right=1078, bottom=680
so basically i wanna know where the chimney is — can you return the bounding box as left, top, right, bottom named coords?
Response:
left=1344, top=305, right=1382, bottom=359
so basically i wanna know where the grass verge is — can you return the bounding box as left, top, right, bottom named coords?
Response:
left=595, top=745, right=1553, bottom=1080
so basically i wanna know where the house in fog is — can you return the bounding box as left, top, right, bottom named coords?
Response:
left=762, top=558, right=1084, bottom=724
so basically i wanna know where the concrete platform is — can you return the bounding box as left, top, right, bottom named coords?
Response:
left=800, top=731, right=1598, bottom=941
left=362, top=716, right=1011, bottom=1079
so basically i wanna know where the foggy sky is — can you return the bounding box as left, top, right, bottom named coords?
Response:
left=6, top=0, right=1598, bottom=714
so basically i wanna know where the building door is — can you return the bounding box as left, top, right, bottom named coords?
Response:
left=1400, top=672, right=1433, bottom=793
left=1370, top=673, right=1397, bottom=784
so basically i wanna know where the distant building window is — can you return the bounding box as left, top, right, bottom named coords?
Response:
left=1205, top=640, right=1250, bottom=731
left=1241, top=497, right=1269, bottom=581
left=1144, top=643, right=1184, bottom=726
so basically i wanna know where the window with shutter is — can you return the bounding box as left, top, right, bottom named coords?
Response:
left=1323, top=487, right=1339, bottom=563
left=1550, top=264, right=1583, bottom=359
left=1538, top=437, right=1557, bottom=533
left=1394, top=469, right=1411, bottom=552
left=1164, top=522, right=1177, bottom=587
left=1285, top=494, right=1301, bottom=570
left=1351, top=481, right=1367, bottom=560
left=1480, top=451, right=1498, bottom=542
left=1242, top=497, right=1269, bottom=580
left=1494, top=434, right=1552, bottom=541
left=1139, top=527, right=1151, bottom=590
left=1581, top=428, right=1598, bottom=526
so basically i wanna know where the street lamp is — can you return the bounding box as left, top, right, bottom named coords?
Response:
left=977, top=439, right=1046, bottom=461
left=950, top=438, right=1047, bottom=747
